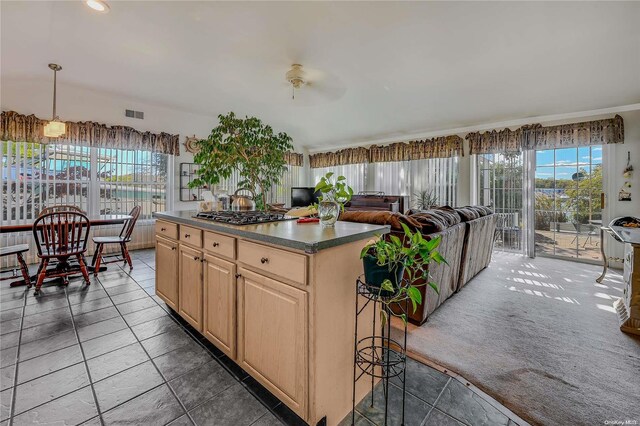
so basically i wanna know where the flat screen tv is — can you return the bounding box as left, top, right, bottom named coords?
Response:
left=291, top=187, right=320, bottom=207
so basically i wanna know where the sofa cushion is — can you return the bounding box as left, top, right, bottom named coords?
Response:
left=455, top=207, right=480, bottom=222
left=433, top=207, right=462, bottom=226
left=339, top=210, right=422, bottom=232
left=464, top=205, right=493, bottom=217
left=407, top=211, right=447, bottom=234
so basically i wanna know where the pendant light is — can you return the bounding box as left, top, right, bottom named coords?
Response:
left=43, top=63, right=66, bottom=138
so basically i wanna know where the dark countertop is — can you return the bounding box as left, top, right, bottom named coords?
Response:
left=153, top=210, right=389, bottom=253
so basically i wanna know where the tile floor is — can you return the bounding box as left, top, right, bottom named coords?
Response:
left=1, top=249, right=522, bottom=426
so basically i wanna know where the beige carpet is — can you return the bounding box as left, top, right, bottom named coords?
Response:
left=393, top=252, right=640, bottom=426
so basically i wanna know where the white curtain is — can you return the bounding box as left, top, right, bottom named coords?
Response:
left=371, top=161, right=411, bottom=196
left=311, top=159, right=459, bottom=204
left=409, top=157, right=459, bottom=207
left=267, top=165, right=303, bottom=206
left=311, top=164, right=368, bottom=193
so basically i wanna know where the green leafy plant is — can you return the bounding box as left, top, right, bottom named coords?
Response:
left=360, top=223, right=446, bottom=326
left=188, top=112, right=294, bottom=210
left=413, top=189, right=439, bottom=211
left=313, top=171, right=354, bottom=211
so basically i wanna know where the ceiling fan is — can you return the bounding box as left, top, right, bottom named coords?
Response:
left=284, top=63, right=346, bottom=103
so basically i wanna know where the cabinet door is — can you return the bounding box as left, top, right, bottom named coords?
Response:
left=203, top=254, right=236, bottom=358
left=155, top=235, right=178, bottom=310
left=237, top=268, right=307, bottom=418
left=179, top=244, right=203, bottom=331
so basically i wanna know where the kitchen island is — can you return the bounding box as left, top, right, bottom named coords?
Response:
left=153, top=211, right=389, bottom=425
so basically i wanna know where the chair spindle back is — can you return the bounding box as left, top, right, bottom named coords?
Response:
left=33, top=212, right=91, bottom=257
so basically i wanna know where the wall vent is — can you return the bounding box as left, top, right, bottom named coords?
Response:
left=125, top=109, right=144, bottom=119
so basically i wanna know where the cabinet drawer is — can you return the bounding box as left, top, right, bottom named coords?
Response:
left=155, top=220, right=178, bottom=240
left=180, top=225, right=203, bottom=248
left=204, top=231, right=236, bottom=260
left=238, top=240, right=306, bottom=285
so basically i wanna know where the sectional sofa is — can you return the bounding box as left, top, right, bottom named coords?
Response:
left=340, top=206, right=497, bottom=325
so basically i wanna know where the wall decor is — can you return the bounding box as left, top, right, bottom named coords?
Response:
left=619, top=151, right=633, bottom=201
left=180, top=162, right=207, bottom=201
left=183, top=135, right=201, bottom=154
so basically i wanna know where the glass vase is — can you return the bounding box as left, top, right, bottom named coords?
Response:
left=318, top=197, right=340, bottom=227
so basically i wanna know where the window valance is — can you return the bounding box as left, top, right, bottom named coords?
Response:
left=468, top=115, right=624, bottom=155
left=467, top=127, right=525, bottom=155
left=284, top=151, right=304, bottom=167
left=522, top=114, right=624, bottom=150
left=1, top=110, right=180, bottom=155
left=309, top=147, right=369, bottom=168
left=407, top=135, right=463, bottom=160
left=311, top=135, right=463, bottom=168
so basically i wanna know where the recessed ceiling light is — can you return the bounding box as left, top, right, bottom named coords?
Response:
left=85, top=0, right=110, bottom=13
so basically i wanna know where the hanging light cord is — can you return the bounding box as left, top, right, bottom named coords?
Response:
left=52, top=67, right=58, bottom=120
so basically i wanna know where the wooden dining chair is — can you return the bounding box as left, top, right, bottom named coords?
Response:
left=91, top=206, right=141, bottom=275
left=39, top=205, right=85, bottom=216
left=0, top=244, right=31, bottom=287
left=32, top=211, right=91, bottom=295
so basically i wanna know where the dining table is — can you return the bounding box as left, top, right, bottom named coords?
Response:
left=1, top=214, right=133, bottom=286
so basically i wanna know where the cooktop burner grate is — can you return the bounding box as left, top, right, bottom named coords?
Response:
left=193, top=211, right=295, bottom=225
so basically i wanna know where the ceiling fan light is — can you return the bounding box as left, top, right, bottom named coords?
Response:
left=286, top=64, right=307, bottom=87
left=44, top=120, right=66, bottom=138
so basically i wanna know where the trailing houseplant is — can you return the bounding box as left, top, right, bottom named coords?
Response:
left=360, top=223, right=446, bottom=325
left=313, top=172, right=354, bottom=227
left=188, top=112, right=294, bottom=211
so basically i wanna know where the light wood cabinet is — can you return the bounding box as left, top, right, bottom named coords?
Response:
left=237, top=267, right=307, bottom=418
left=155, top=235, right=179, bottom=310
left=179, top=244, right=204, bottom=331
left=156, top=217, right=377, bottom=425
left=203, top=253, right=237, bottom=358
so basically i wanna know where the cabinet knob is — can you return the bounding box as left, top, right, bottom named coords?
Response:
left=171, top=247, right=176, bottom=251
left=212, top=242, right=219, bottom=247
left=235, top=273, right=242, bottom=279
left=260, top=257, right=269, bottom=264
left=193, top=256, right=200, bottom=261
left=184, top=234, right=191, bottom=238
left=160, top=227, right=166, bottom=231
left=200, top=258, right=206, bottom=263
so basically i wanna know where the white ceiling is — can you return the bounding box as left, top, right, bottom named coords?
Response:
left=2, top=1, right=639, bottom=150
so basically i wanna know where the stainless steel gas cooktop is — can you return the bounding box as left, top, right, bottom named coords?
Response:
left=193, top=211, right=295, bottom=225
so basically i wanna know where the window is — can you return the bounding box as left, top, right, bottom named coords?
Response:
left=312, top=164, right=368, bottom=194
left=97, top=148, right=168, bottom=219
left=534, top=146, right=602, bottom=261
left=410, top=157, right=459, bottom=207
left=475, top=152, right=523, bottom=252
left=371, top=161, right=410, bottom=196
left=1, top=141, right=170, bottom=223
left=370, top=158, right=459, bottom=206
left=269, top=165, right=303, bottom=207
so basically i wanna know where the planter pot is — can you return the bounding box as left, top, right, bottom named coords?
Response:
left=362, top=255, right=404, bottom=297
left=318, top=199, right=340, bottom=227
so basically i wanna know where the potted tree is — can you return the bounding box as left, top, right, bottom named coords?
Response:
left=360, top=223, right=445, bottom=324
left=189, top=112, right=294, bottom=211
left=313, top=172, right=354, bottom=227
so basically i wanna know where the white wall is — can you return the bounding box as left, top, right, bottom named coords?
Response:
left=1, top=77, right=308, bottom=212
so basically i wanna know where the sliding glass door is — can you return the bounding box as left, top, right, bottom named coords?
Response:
left=534, top=146, right=602, bottom=261
left=475, top=153, right=524, bottom=252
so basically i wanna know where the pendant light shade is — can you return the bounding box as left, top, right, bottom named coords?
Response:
left=44, top=63, right=66, bottom=138
left=44, top=120, right=66, bottom=138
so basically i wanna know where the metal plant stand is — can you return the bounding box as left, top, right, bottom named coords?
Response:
left=352, top=276, right=408, bottom=426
